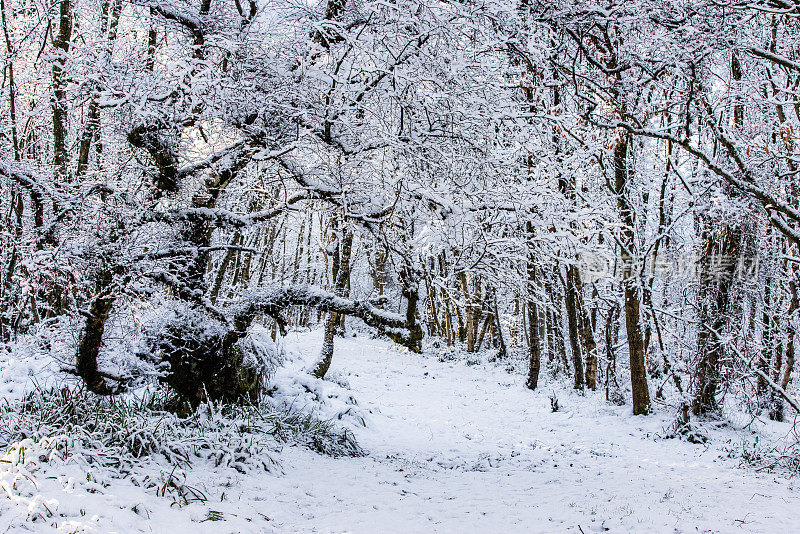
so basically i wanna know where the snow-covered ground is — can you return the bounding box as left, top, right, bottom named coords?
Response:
left=2, top=330, right=799, bottom=533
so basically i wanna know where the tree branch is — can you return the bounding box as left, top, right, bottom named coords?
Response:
left=229, top=284, right=421, bottom=351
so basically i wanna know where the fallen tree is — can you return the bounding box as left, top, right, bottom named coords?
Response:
left=121, top=284, right=423, bottom=406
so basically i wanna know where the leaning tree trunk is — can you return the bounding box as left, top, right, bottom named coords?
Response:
left=75, top=269, right=115, bottom=394
left=313, top=226, right=353, bottom=379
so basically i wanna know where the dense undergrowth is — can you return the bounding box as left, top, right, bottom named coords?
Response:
left=0, top=385, right=362, bottom=474
left=0, top=363, right=362, bottom=529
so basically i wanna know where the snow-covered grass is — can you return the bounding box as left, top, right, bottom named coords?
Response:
left=0, top=386, right=361, bottom=463
left=2, top=328, right=800, bottom=533
left=0, top=380, right=360, bottom=532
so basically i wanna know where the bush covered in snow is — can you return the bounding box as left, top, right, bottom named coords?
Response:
left=137, top=303, right=284, bottom=405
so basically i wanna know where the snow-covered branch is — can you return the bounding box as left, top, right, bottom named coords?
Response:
left=230, top=285, right=420, bottom=351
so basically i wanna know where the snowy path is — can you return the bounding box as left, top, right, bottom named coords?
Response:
left=236, top=332, right=800, bottom=533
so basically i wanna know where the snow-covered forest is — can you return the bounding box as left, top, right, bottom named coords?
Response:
left=2, top=0, right=800, bottom=531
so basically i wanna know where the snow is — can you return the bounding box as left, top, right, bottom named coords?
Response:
left=2, top=330, right=800, bottom=532
left=265, top=337, right=371, bottom=429
left=0, top=437, right=279, bottom=534
left=254, top=331, right=800, bottom=533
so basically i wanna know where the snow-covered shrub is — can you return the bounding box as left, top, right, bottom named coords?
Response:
left=236, top=324, right=285, bottom=382
left=725, top=436, right=800, bottom=473
left=661, top=419, right=709, bottom=444
left=607, top=387, right=627, bottom=407
left=138, top=303, right=283, bottom=405
left=549, top=391, right=560, bottom=412
left=267, top=361, right=371, bottom=430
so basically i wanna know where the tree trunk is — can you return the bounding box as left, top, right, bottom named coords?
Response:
left=694, top=51, right=749, bottom=416
left=604, top=302, right=621, bottom=401
left=76, top=269, right=115, bottom=394
left=314, top=226, right=353, bottom=379
left=52, top=0, right=73, bottom=182
left=399, top=264, right=424, bottom=353
left=210, top=232, right=242, bottom=304
left=460, top=272, right=481, bottom=352
left=526, top=246, right=542, bottom=389
left=574, top=274, right=598, bottom=390
left=526, top=298, right=542, bottom=391
left=614, top=133, right=651, bottom=415
left=490, top=289, right=507, bottom=359
left=425, top=258, right=442, bottom=337
left=476, top=313, right=493, bottom=352
left=550, top=275, right=568, bottom=370
left=693, top=217, right=744, bottom=415
left=564, top=265, right=585, bottom=389
left=759, top=279, right=773, bottom=411
left=775, top=277, right=799, bottom=419
left=77, top=0, right=121, bottom=178
left=371, top=244, right=388, bottom=296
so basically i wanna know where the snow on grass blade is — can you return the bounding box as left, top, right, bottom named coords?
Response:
left=0, top=386, right=362, bottom=466
left=0, top=386, right=361, bottom=531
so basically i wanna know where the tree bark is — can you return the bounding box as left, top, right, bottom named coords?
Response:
left=75, top=269, right=115, bottom=394
left=614, top=133, right=651, bottom=415
left=564, top=265, right=585, bottom=389
left=52, top=0, right=73, bottom=181
left=313, top=227, right=353, bottom=379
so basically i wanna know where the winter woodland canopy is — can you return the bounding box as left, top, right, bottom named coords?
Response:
left=2, top=0, right=800, bottom=529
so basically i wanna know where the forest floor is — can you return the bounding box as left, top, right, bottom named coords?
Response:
left=2, top=330, right=800, bottom=533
